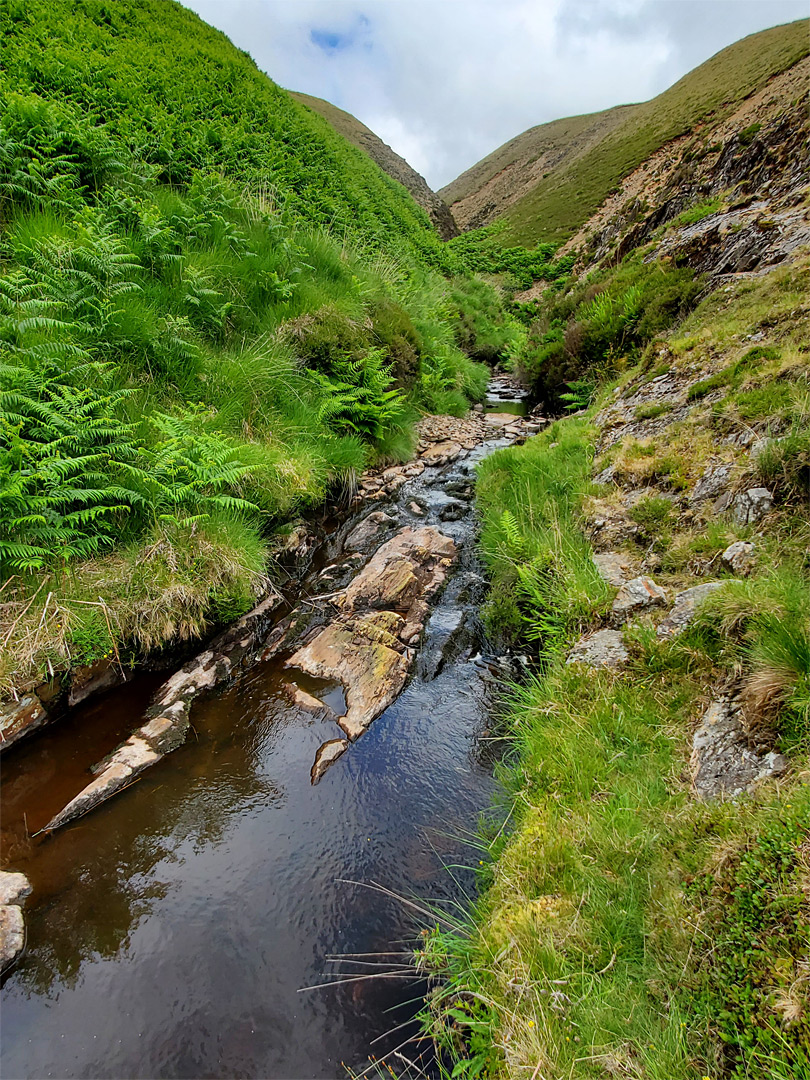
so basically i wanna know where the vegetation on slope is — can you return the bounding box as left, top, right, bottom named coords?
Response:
left=423, top=258, right=810, bottom=1078
left=290, top=90, right=459, bottom=239
left=442, top=18, right=809, bottom=247
left=0, top=1, right=523, bottom=693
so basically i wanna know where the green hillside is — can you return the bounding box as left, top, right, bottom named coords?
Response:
left=445, top=18, right=809, bottom=246
left=439, top=104, right=635, bottom=219
left=0, top=0, right=522, bottom=691
left=0, top=0, right=446, bottom=260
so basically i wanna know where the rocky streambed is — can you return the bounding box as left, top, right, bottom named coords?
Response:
left=0, top=389, right=539, bottom=1079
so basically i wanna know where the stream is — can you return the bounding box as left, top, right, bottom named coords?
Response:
left=0, top=397, right=527, bottom=1080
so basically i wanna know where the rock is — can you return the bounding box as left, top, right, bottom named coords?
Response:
left=592, top=552, right=636, bottom=588
left=692, top=698, right=788, bottom=800
left=341, top=527, right=457, bottom=615
left=0, top=871, right=31, bottom=907
left=438, top=498, right=466, bottom=522
left=722, top=540, right=756, bottom=575
left=45, top=761, right=135, bottom=831
left=566, top=629, right=628, bottom=670
left=729, top=487, right=773, bottom=526
left=593, top=464, right=616, bottom=485
left=690, top=463, right=734, bottom=505
left=484, top=413, right=515, bottom=428
left=0, top=694, right=48, bottom=751
left=612, top=576, right=667, bottom=620
left=0, top=905, right=25, bottom=972
left=422, top=440, right=463, bottom=466
left=310, top=739, right=349, bottom=784
left=344, top=511, right=397, bottom=554
left=68, top=656, right=125, bottom=707
left=407, top=501, right=426, bottom=516
left=472, top=403, right=484, bottom=413
left=657, top=582, right=724, bottom=639
left=286, top=611, right=410, bottom=740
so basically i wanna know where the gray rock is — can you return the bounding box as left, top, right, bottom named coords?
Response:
left=722, top=540, right=756, bottom=575
left=438, top=498, right=466, bottom=522
left=692, top=698, right=788, bottom=800
left=612, top=576, right=667, bottom=620
left=657, top=582, right=724, bottom=639
left=0, top=905, right=25, bottom=972
left=0, top=871, right=31, bottom=907
left=344, top=511, right=397, bottom=554
left=729, top=487, right=773, bottom=526
left=311, top=739, right=349, bottom=784
left=690, top=464, right=733, bottom=505
left=592, top=552, right=636, bottom=588
left=566, top=629, right=628, bottom=670
left=593, top=464, right=616, bottom=485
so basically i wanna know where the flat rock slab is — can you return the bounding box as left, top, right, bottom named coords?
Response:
left=592, top=551, right=637, bottom=588
left=612, top=576, right=667, bottom=621
left=566, top=629, right=629, bottom=670
left=692, top=698, right=787, bottom=800
left=0, top=694, right=48, bottom=751
left=657, top=582, right=724, bottom=639
left=0, top=904, right=25, bottom=972
left=421, top=440, right=463, bottom=466
left=286, top=611, right=409, bottom=740
left=311, top=739, right=349, bottom=784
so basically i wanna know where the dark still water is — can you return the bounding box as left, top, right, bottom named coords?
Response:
left=1, top=598, right=500, bottom=1079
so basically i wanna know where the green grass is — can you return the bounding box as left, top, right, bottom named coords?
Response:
left=449, top=19, right=809, bottom=247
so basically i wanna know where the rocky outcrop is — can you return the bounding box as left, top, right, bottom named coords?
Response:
left=692, top=697, right=787, bottom=799
left=657, top=582, right=724, bottom=640
left=0, top=869, right=31, bottom=973
left=287, top=527, right=457, bottom=740
left=612, top=576, right=667, bottom=621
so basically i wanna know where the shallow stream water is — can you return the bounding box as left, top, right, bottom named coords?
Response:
left=1, top=426, right=518, bottom=1080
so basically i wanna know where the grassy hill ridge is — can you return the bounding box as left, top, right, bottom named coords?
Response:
left=290, top=90, right=459, bottom=239
left=442, top=18, right=809, bottom=246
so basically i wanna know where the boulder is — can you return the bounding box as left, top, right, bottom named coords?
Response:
left=657, top=582, right=724, bottom=639
left=692, top=698, right=787, bottom=800
left=612, top=576, right=667, bottom=621
left=566, top=629, right=628, bottom=670
left=422, top=440, right=463, bottom=466
left=721, top=540, right=756, bottom=575
left=311, top=739, right=349, bottom=784
left=729, top=487, right=773, bottom=526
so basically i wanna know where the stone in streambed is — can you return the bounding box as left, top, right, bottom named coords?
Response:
left=421, top=440, right=462, bottom=466
left=0, top=904, right=25, bottom=973
left=344, top=511, right=397, bottom=554
left=0, top=694, right=48, bottom=751
left=310, top=739, right=349, bottom=784
left=286, top=611, right=410, bottom=740
left=0, top=871, right=31, bottom=907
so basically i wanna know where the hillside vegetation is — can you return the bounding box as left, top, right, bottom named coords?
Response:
left=290, top=91, right=459, bottom=239
left=441, top=18, right=809, bottom=246
left=0, top=0, right=522, bottom=693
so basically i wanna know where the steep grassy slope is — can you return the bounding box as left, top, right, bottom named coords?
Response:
left=442, top=18, right=809, bottom=247
left=440, top=104, right=635, bottom=230
left=0, top=0, right=448, bottom=261
left=0, top=0, right=523, bottom=695
left=290, top=91, right=459, bottom=239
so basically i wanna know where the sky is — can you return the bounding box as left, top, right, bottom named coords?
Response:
left=184, top=1, right=809, bottom=191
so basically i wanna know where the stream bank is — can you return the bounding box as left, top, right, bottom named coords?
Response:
left=1, top=385, right=536, bottom=1078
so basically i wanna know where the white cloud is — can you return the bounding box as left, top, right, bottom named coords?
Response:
left=183, top=0, right=808, bottom=190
